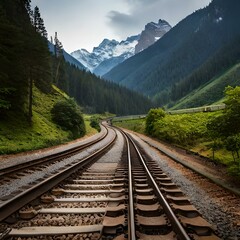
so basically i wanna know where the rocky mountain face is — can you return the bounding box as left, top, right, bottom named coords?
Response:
left=135, top=19, right=171, bottom=54
left=71, top=36, right=139, bottom=76
left=71, top=19, right=171, bottom=76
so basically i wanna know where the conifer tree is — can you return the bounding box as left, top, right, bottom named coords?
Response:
left=0, top=0, right=52, bottom=122
left=23, top=0, right=33, bottom=23
left=54, top=32, right=64, bottom=85
left=54, top=32, right=63, bottom=57
left=33, top=6, right=47, bottom=38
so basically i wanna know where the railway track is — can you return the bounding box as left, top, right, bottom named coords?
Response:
left=0, top=125, right=108, bottom=178
left=0, top=126, right=220, bottom=239
left=122, top=130, right=219, bottom=240
left=0, top=124, right=116, bottom=222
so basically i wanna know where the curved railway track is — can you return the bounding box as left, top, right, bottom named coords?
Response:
left=0, top=125, right=108, bottom=178
left=0, top=126, right=220, bottom=239
left=0, top=124, right=116, bottom=222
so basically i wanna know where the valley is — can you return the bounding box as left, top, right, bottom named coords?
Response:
left=1, top=0, right=240, bottom=238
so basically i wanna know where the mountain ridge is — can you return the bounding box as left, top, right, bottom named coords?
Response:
left=103, top=0, right=240, bottom=107
left=71, top=19, right=171, bottom=76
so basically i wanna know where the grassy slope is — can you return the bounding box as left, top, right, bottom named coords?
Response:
left=172, top=63, right=240, bottom=110
left=113, top=65, right=240, bottom=176
left=113, top=116, right=234, bottom=167
left=0, top=86, right=97, bottom=154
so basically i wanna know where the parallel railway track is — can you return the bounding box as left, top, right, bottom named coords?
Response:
left=0, top=124, right=116, bottom=222
left=121, top=129, right=219, bottom=239
left=0, top=126, right=220, bottom=239
left=0, top=125, right=108, bottom=178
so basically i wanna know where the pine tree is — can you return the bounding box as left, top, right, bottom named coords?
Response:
left=23, top=0, right=33, bottom=24
left=0, top=0, right=52, bottom=122
left=54, top=32, right=64, bottom=85
left=54, top=32, right=63, bottom=57
left=33, top=6, right=47, bottom=38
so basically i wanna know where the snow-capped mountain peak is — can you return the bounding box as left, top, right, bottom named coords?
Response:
left=113, top=35, right=139, bottom=57
left=71, top=19, right=171, bottom=76
left=71, top=49, right=92, bottom=70
left=71, top=35, right=139, bottom=75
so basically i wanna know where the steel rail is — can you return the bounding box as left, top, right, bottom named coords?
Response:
left=123, top=133, right=136, bottom=240
left=0, top=124, right=108, bottom=177
left=127, top=133, right=191, bottom=240
left=0, top=126, right=117, bottom=222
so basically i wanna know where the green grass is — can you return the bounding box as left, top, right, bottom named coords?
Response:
left=0, top=111, right=69, bottom=154
left=84, top=116, right=98, bottom=136
left=191, top=143, right=234, bottom=166
left=0, top=86, right=96, bottom=154
left=113, top=114, right=238, bottom=171
left=114, top=118, right=146, bottom=134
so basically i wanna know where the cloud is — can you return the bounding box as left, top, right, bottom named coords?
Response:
left=107, top=11, right=140, bottom=38
left=124, top=0, right=158, bottom=7
left=107, top=0, right=211, bottom=39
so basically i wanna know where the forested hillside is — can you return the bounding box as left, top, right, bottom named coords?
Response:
left=0, top=0, right=52, bottom=122
left=0, top=0, right=152, bottom=120
left=104, top=0, right=240, bottom=107
left=53, top=60, right=153, bottom=115
left=172, top=63, right=240, bottom=109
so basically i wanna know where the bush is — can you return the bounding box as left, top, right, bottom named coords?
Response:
left=90, top=117, right=101, bottom=132
left=146, top=111, right=211, bottom=146
left=51, top=99, right=86, bottom=139
left=225, top=134, right=240, bottom=162
left=145, top=108, right=166, bottom=135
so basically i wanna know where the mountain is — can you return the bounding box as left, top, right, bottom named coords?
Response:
left=172, top=63, right=240, bottom=110
left=71, top=36, right=139, bottom=76
left=71, top=19, right=171, bottom=76
left=103, top=0, right=240, bottom=107
left=48, top=42, right=85, bottom=70
left=135, top=19, right=171, bottom=54
left=93, top=36, right=140, bottom=76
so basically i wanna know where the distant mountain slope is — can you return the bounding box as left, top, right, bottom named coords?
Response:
left=48, top=42, right=85, bottom=70
left=71, top=36, right=139, bottom=76
left=71, top=19, right=171, bottom=76
left=172, top=63, right=240, bottom=109
left=104, top=0, right=240, bottom=105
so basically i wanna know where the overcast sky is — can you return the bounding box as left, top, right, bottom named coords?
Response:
left=31, top=0, right=211, bottom=53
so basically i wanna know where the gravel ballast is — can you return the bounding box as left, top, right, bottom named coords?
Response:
left=129, top=132, right=240, bottom=239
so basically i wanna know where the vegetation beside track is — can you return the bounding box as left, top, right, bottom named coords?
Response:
left=114, top=86, right=240, bottom=177
left=114, top=113, right=238, bottom=176
left=0, top=87, right=97, bottom=155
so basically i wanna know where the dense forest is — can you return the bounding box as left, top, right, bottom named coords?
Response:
left=0, top=0, right=152, bottom=123
left=0, top=0, right=52, bottom=122
left=52, top=53, right=153, bottom=115
left=104, top=0, right=240, bottom=108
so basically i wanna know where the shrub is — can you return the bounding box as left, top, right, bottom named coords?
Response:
left=225, top=134, right=240, bottom=162
left=145, top=108, right=166, bottom=135
left=90, top=117, right=101, bottom=132
left=51, top=99, right=86, bottom=139
left=147, top=111, right=210, bottom=146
